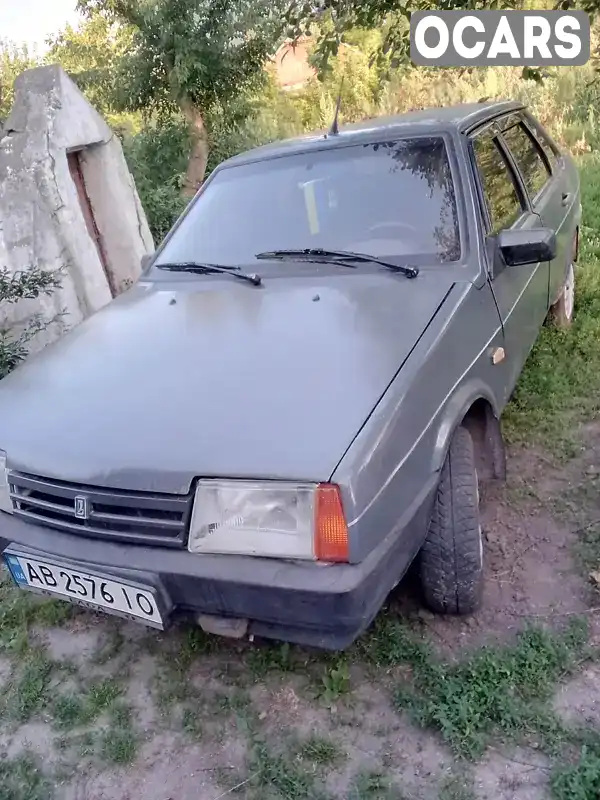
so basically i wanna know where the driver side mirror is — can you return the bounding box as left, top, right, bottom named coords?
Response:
left=497, top=227, right=556, bottom=268
left=141, top=252, right=154, bottom=271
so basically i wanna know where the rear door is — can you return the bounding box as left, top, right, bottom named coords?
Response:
left=469, top=124, right=550, bottom=398
left=498, top=113, right=572, bottom=308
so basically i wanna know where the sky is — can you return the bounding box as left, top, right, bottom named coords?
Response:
left=1, top=0, right=81, bottom=52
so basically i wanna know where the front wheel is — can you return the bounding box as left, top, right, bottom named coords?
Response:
left=549, top=262, right=575, bottom=329
left=420, top=426, right=483, bottom=616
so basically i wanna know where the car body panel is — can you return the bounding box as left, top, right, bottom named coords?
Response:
left=521, top=111, right=582, bottom=304
left=538, top=153, right=581, bottom=305
left=333, top=279, right=506, bottom=561
left=0, top=100, right=582, bottom=647
left=0, top=271, right=456, bottom=495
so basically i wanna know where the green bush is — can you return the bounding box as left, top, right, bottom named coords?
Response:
left=0, top=267, right=62, bottom=380
left=122, top=118, right=190, bottom=244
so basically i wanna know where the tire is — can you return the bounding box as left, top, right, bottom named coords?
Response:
left=420, top=425, right=483, bottom=615
left=549, top=262, right=575, bottom=329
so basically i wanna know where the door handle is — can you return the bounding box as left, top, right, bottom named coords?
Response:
left=561, top=192, right=571, bottom=206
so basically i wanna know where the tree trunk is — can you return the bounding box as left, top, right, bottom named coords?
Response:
left=181, top=100, right=209, bottom=198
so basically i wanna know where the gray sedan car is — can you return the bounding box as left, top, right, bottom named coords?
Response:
left=0, top=100, right=580, bottom=649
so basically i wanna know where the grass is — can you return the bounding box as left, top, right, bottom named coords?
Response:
left=504, top=152, right=600, bottom=452
left=181, top=706, right=204, bottom=739
left=551, top=744, right=600, bottom=800
left=50, top=677, right=124, bottom=730
left=297, top=734, right=345, bottom=767
left=247, top=739, right=320, bottom=799
left=438, top=775, right=477, bottom=800
left=0, top=574, right=76, bottom=654
left=52, top=694, right=88, bottom=728
left=100, top=724, right=138, bottom=765
left=398, top=624, right=586, bottom=758
left=0, top=753, right=54, bottom=800
left=577, top=521, right=600, bottom=580
left=356, top=614, right=589, bottom=759
left=7, top=649, right=55, bottom=722
left=346, top=770, right=395, bottom=799
left=87, top=677, right=123, bottom=711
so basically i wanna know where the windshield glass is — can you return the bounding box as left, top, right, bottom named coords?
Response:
left=154, top=137, right=461, bottom=269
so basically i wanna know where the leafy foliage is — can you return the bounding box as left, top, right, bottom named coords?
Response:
left=45, top=12, right=135, bottom=128
left=75, top=0, right=289, bottom=188
left=123, top=118, right=190, bottom=241
left=0, top=267, right=62, bottom=380
left=285, top=0, right=515, bottom=73
left=0, top=40, right=37, bottom=121
left=77, top=0, right=285, bottom=115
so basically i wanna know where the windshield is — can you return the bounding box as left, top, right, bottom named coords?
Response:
left=154, top=137, right=461, bottom=269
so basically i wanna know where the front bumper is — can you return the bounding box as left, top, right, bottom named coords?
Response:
left=0, top=481, right=435, bottom=649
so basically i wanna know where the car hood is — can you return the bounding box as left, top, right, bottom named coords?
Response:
left=0, top=272, right=456, bottom=493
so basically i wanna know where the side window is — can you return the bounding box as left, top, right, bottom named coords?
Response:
left=501, top=121, right=551, bottom=199
left=523, top=117, right=558, bottom=169
left=472, top=132, right=524, bottom=234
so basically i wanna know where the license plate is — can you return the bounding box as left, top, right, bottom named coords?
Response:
left=4, top=552, right=164, bottom=628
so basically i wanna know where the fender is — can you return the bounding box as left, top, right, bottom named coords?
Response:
left=430, top=378, right=501, bottom=474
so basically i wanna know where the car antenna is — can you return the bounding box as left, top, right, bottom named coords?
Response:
left=328, top=75, right=344, bottom=137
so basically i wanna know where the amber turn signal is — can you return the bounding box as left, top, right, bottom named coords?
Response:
left=315, top=483, right=349, bottom=562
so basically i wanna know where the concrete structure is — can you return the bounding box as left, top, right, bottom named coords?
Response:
left=0, top=65, right=153, bottom=354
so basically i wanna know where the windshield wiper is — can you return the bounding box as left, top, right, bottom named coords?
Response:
left=156, top=261, right=262, bottom=286
left=255, top=248, right=419, bottom=279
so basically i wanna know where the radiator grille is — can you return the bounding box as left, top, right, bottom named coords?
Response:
left=8, top=472, right=192, bottom=548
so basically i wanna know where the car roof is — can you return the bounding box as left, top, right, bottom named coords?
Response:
left=220, top=100, right=525, bottom=169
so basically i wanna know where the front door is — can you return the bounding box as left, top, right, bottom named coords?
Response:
left=470, top=126, right=550, bottom=401
left=498, top=114, right=572, bottom=308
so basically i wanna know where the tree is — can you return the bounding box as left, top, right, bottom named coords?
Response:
left=0, top=41, right=38, bottom=122
left=45, top=12, right=135, bottom=127
left=0, top=267, right=62, bottom=379
left=76, top=0, right=287, bottom=194
left=286, top=0, right=517, bottom=73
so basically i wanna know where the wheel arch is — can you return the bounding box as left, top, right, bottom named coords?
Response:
left=431, top=384, right=506, bottom=484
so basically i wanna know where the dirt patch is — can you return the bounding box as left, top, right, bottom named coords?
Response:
left=0, top=721, right=57, bottom=761
left=125, top=655, right=158, bottom=733
left=347, top=684, right=451, bottom=796
left=249, top=673, right=451, bottom=797
left=473, top=747, right=551, bottom=800
left=37, top=624, right=105, bottom=665
left=394, top=453, right=590, bottom=658
left=554, top=664, right=600, bottom=726
left=0, top=656, right=12, bottom=687
left=64, top=733, right=246, bottom=800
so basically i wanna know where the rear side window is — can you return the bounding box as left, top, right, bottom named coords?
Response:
left=472, top=133, right=524, bottom=234
left=524, top=117, right=558, bottom=168
left=501, top=122, right=550, bottom=199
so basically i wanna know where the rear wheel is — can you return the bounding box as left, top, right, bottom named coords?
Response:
left=420, top=426, right=483, bottom=615
left=549, top=262, right=575, bottom=329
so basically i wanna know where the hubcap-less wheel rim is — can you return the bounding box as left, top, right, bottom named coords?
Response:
left=563, top=263, right=575, bottom=320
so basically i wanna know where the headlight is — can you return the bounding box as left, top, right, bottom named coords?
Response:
left=0, top=451, right=13, bottom=514
left=188, top=480, right=348, bottom=562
